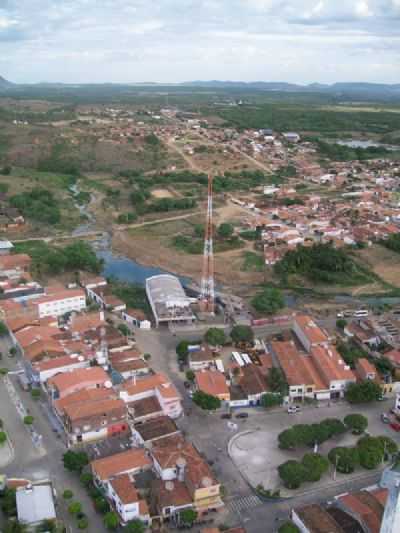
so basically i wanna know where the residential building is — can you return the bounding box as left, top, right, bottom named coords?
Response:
left=16, top=483, right=57, bottom=529
left=189, top=344, right=215, bottom=371
left=293, top=314, right=329, bottom=352
left=121, top=308, right=151, bottom=329
left=91, top=448, right=152, bottom=490
left=291, top=504, right=343, bottom=533
left=47, top=366, right=110, bottom=400
left=195, top=370, right=230, bottom=402
left=108, top=474, right=150, bottom=526
left=0, top=253, right=31, bottom=279
left=33, top=288, right=86, bottom=318
left=131, top=416, right=180, bottom=447
left=120, top=373, right=183, bottom=419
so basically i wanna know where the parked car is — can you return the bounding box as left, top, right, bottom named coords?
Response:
left=183, top=381, right=191, bottom=389
left=336, top=312, right=344, bottom=318
left=390, top=422, right=400, bottom=432
left=221, top=413, right=232, bottom=420
left=235, top=412, right=249, bottom=419
left=381, top=413, right=390, bottom=424
left=287, top=405, right=301, bottom=414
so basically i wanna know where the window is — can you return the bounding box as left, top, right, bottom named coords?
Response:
left=307, top=387, right=312, bottom=393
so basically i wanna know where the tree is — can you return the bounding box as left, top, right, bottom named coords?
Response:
left=251, top=287, right=284, bottom=315
left=185, top=370, right=195, bottom=382
left=94, top=497, right=110, bottom=514
left=217, top=223, right=234, bottom=239
left=63, top=450, right=89, bottom=472
left=77, top=517, right=89, bottom=530
left=143, top=353, right=151, bottom=361
left=9, top=347, right=17, bottom=357
left=278, top=428, right=298, bottom=450
left=345, top=380, right=382, bottom=403
left=261, top=393, right=282, bottom=408
left=267, top=367, right=288, bottom=395
left=1, top=488, right=16, bottom=517
left=192, top=390, right=221, bottom=410
left=4, top=520, right=28, bottom=533
left=328, top=447, right=359, bottom=474
left=278, top=522, right=300, bottom=533
left=204, top=327, right=226, bottom=346
left=230, top=325, right=254, bottom=344
left=301, top=453, right=329, bottom=482
left=118, top=324, right=130, bottom=337
left=176, top=340, right=190, bottom=364
left=179, top=509, right=198, bottom=526
left=63, top=489, right=74, bottom=500
left=79, top=472, right=93, bottom=488
left=278, top=460, right=307, bottom=489
left=0, top=431, right=7, bottom=445
left=68, top=501, right=82, bottom=515
left=344, top=414, right=368, bottom=435
left=336, top=318, right=347, bottom=330
left=357, top=437, right=384, bottom=469
left=103, top=512, right=119, bottom=530
left=23, top=415, right=34, bottom=425
left=125, top=519, right=145, bottom=533
left=31, top=389, right=41, bottom=400
left=0, top=321, right=8, bottom=336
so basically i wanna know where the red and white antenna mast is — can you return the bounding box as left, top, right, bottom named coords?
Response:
left=200, top=174, right=215, bottom=314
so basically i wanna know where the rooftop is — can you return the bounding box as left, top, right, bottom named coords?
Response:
left=47, top=366, right=109, bottom=393
left=134, top=416, right=179, bottom=442
left=195, top=369, right=229, bottom=398
left=91, top=448, right=151, bottom=481
left=295, top=504, right=343, bottom=533
left=294, top=314, right=329, bottom=345
left=16, top=484, right=56, bottom=525
left=110, top=474, right=139, bottom=505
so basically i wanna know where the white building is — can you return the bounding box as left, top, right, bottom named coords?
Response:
left=145, top=275, right=195, bottom=327
left=33, top=288, right=86, bottom=318
left=16, top=483, right=56, bottom=528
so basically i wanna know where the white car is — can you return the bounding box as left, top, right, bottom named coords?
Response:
left=287, top=405, right=301, bottom=414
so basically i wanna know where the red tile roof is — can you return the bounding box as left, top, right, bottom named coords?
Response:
left=91, top=448, right=151, bottom=481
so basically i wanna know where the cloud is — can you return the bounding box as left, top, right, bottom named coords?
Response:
left=0, top=0, right=398, bottom=83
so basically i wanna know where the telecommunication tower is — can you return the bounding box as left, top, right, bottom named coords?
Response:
left=200, top=174, right=215, bottom=314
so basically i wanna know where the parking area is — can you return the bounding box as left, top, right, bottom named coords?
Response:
left=229, top=400, right=400, bottom=494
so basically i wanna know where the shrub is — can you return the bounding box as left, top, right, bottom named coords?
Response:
left=261, top=393, right=283, bottom=408
left=278, top=460, right=308, bottom=489
left=31, top=389, right=41, bottom=400
left=103, top=511, right=119, bottom=530
left=77, top=517, right=89, bottom=529
left=79, top=472, right=93, bottom=488
left=230, top=325, right=254, bottom=344
left=125, top=519, right=145, bottom=533
left=179, top=509, right=198, bottom=526
left=68, top=501, right=82, bottom=515
left=23, top=415, right=34, bottom=425
left=251, top=286, right=284, bottom=314
left=279, top=523, right=300, bottom=533
left=0, top=431, right=7, bottom=445
left=94, top=497, right=110, bottom=514
left=63, top=489, right=74, bottom=500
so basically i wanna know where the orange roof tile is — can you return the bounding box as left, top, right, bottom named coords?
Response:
left=47, top=366, right=109, bottom=393
left=295, top=315, right=329, bottom=345
left=195, top=370, right=229, bottom=398
left=110, top=474, right=139, bottom=504
left=91, top=448, right=151, bottom=481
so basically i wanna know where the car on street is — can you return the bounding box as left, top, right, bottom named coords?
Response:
left=183, top=381, right=191, bottom=389
left=381, top=413, right=390, bottom=424
left=287, top=405, right=301, bottom=414
left=336, top=312, right=344, bottom=318
left=235, top=412, right=249, bottom=419
left=221, top=413, right=232, bottom=419
left=390, top=422, right=400, bottom=432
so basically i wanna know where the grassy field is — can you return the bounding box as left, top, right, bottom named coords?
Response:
left=354, top=244, right=400, bottom=288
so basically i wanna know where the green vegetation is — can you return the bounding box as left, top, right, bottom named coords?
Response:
left=68, top=501, right=82, bottom=515
left=267, top=368, right=288, bottom=396
left=108, top=279, right=150, bottom=316
left=357, top=435, right=396, bottom=469
left=0, top=321, right=8, bottom=336
left=217, top=103, right=400, bottom=134
left=10, top=188, right=61, bottom=225
left=1, top=488, right=17, bottom=517
left=328, top=447, right=359, bottom=474
left=230, top=325, right=254, bottom=344
left=23, top=415, right=34, bottom=425
left=261, top=393, right=283, bottom=408
left=316, top=140, right=393, bottom=161
left=275, top=243, right=376, bottom=286
left=117, top=212, right=137, bottom=224
left=204, top=327, right=226, bottom=346
left=176, top=340, right=190, bottom=364
left=125, top=520, right=146, bottom=533
left=217, top=222, right=234, bottom=238
left=278, top=522, right=300, bottom=533
left=301, top=453, right=330, bottom=482
left=241, top=251, right=264, bottom=272
left=179, top=509, right=198, bottom=527
left=344, top=414, right=368, bottom=435
left=0, top=431, right=7, bottom=445
left=63, top=489, right=74, bottom=500
left=336, top=340, right=367, bottom=369
left=63, top=450, right=89, bottom=473
left=37, top=140, right=81, bottom=176
left=336, top=318, right=347, bottom=330
left=278, top=454, right=330, bottom=489
left=173, top=222, right=244, bottom=255
left=103, top=512, right=120, bottom=530
left=278, top=419, right=346, bottom=450
left=192, top=390, right=221, bottom=410
left=382, top=234, right=400, bottom=254
left=345, top=380, right=382, bottom=403
left=13, top=240, right=102, bottom=276
left=251, top=286, right=284, bottom=314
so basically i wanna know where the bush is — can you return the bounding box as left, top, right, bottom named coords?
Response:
left=261, top=393, right=283, bottom=408
left=103, top=511, right=119, bottom=530
left=301, top=453, right=329, bottom=482
left=31, top=389, right=41, bottom=400
left=185, top=370, right=195, bottom=382
left=77, top=517, right=89, bottom=529
left=10, top=188, right=61, bottom=225
left=192, top=390, right=221, bottom=410
left=344, top=414, right=368, bottom=434
left=278, top=460, right=307, bottom=489
left=217, top=223, right=234, bottom=239
left=79, top=472, right=93, bottom=488
left=1, top=488, right=16, bottom=516
left=278, top=522, right=300, bottom=533
left=68, top=501, right=82, bottom=515
left=125, top=520, right=145, bottom=533
left=23, top=415, right=34, bottom=425
left=328, top=447, right=359, bottom=474
left=0, top=431, right=7, bottom=445
left=63, top=489, right=74, bottom=500
left=0, top=321, right=8, bottom=336
left=94, top=496, right=110, bottom=514
left=179, top=509, right=198, bottom=526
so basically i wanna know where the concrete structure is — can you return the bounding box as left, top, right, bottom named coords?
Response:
left=145, top=275, right=195, bottom=327
left=380, top=465, right=400, bottom=533
left=33, top=288, right=86, bottom=318
left=16, top=483, right=56, bottom=528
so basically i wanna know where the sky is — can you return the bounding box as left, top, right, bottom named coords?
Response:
left=0, top=0, right=399, bottom=84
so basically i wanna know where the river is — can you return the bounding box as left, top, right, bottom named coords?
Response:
left=336, top=139, right=398, bottom=151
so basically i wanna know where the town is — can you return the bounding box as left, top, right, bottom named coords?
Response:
left=0, top=81, right=400, bottom=533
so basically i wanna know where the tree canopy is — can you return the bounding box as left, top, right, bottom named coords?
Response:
left=63, top=450, right=89, bottom=473
left=230, top=325, right=254, bottom=344
left=344, top=413, right=368, bottom=434
left=217, top=223, right=234, bottom=239
left=192, top=390, right=221, bottom=410
left=204, top=327, right=226, bottom=346
left=301, top=453, right=329, bottom=482
left=278, top=460, right=307, bottom=489
left=328, top=447, right=359, bottom=474
left=251, top=286, right=284, bottom=315
left=345, top=380, right=382, bottom=403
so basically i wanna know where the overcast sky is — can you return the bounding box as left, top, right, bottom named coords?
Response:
left=0, top=0, right=399, bottom=84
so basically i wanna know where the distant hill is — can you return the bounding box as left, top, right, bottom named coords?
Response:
left=0, top=76, right=14, bottom=89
